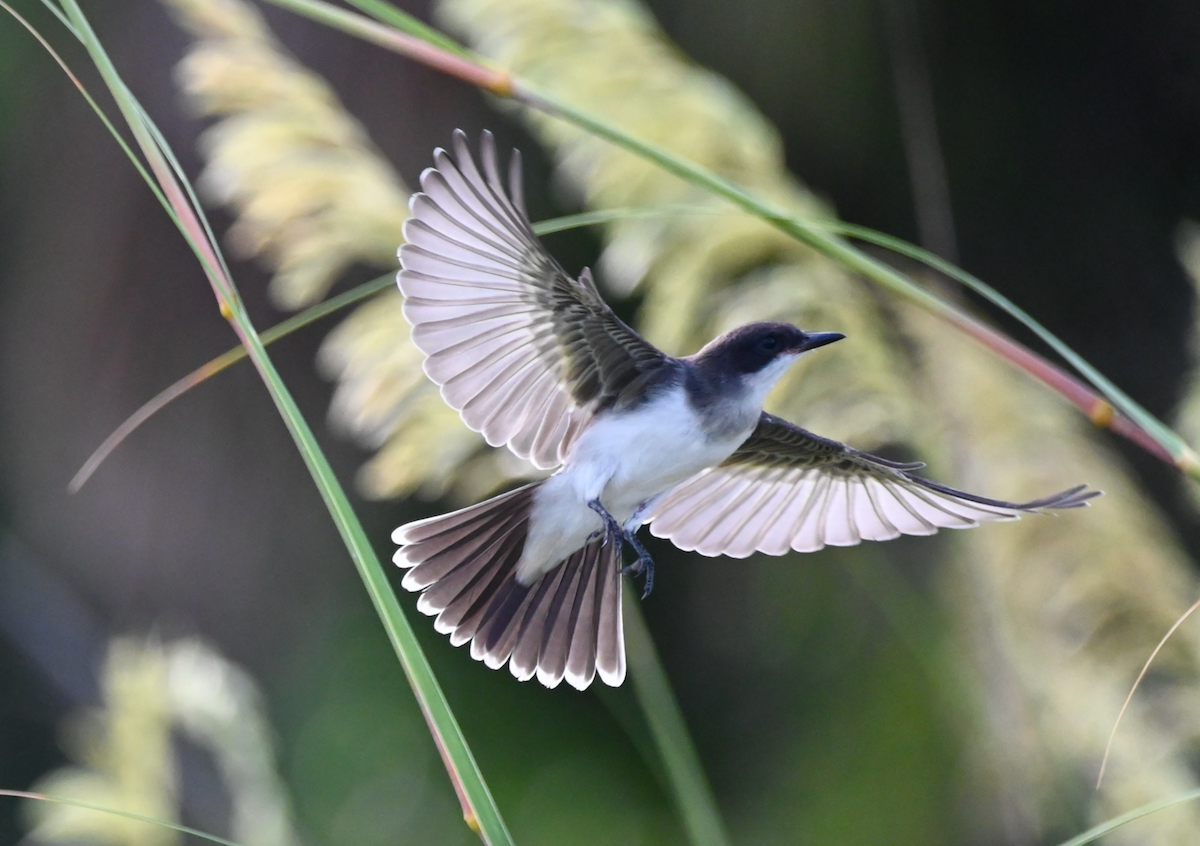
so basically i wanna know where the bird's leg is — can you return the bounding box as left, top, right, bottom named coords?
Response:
left=588, top=498, right=625, bottom=554
left=587, top=498, right=657, bottom=599
left=622, top=494, right=666, bottom=599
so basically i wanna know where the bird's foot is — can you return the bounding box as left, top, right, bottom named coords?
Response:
left=620, top=532, right=656, bottom=599
left=587, top=499, right=655, bottom=599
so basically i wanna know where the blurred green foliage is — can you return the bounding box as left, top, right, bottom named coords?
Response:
left=8, top=1, right=1200, bottom=845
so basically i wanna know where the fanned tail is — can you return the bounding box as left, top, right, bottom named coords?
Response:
left=391, top=483, right=626, bottom=690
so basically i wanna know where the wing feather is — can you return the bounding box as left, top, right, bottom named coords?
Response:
left=649, top=413, right=1099, bottom=556
left=792, top=474, right=835, bottom=552
left=398, top=130, right=674, bottom=469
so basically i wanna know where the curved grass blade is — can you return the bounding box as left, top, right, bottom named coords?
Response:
left=68, top=203, right=603, bottom=492
left=820, top=220, right=1191, bottom=467
left=1053, top=787, right=1200, bottom=846
left=0, top=789, right=243, bottom=846
left=516, top=82, right=1200, bottom=475
left=68, top=273, right=395, bottom=492
left=1095, top=596, right=1200, bottom=789
left=37, top=3, right=513, bottom=841
left=476, top=202, right=1185, bottom=467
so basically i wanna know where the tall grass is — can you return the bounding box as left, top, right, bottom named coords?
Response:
left=7, top=0, right=512, bottom=842
left=10, top=0, right=1200, bottom=844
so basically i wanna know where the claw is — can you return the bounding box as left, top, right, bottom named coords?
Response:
left=620, top=531, right=656, bottom=598
left=588, top=498, right=656, bottom=598
left=621, top=553, right=655, bottom=598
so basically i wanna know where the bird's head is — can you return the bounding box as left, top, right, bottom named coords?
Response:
left=687, top=322, right=845, bottom=407
left=692, top=321, right=843, bottom=371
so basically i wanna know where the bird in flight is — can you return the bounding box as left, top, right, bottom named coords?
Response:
left=392, top=130, right=1097, bottom=691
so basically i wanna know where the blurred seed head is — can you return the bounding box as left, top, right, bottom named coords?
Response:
left=26, top=637, right=300, bottom=846
left=28, top=639, right=177, bottom=846
left=165, top=639, right=300, bottom=846
left=163, top=0, right=497, bottom=499
left=165, top=0, right=409, bottom=310
left=908, top=307, right=1200, bottom=842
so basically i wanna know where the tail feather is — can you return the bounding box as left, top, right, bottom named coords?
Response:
left=508, top=564, right=572, bottom=682
left=536, top=545, right=594, bottom=688
left=393, top=483, right=531, bottom=543
left=474, top=577, right=536, bottom=661
left=430, top=526, right=527, bottom=634
left=445, top=530, right=530, bottom=644
left=398, top=486, right=532, bottom=589
left=595, top=556, right=625, bottom=686
left=473, top=585, right=532, bottom=668
left=565, top=546, right=603, bottom=688
left=434, top=525, right=523, bottom=638
left=402, top=509, right=518, bottom=576
left=414, top=512, right=528, bottom=607
left=392, top=482, right=627, bottom=690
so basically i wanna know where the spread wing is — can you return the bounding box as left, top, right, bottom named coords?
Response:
left=648, top=413, right=1099, bottom=558
left=398, top=130, right=671, bottom=469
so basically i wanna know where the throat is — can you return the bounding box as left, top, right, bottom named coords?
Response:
left=684, top=373, right=761, bottom=440
left=683, top=353, right=798, bottom=439
left=694, top=394, right=761, bottom=440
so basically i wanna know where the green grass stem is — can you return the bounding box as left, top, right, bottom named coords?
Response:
left=24, top=2, right=513, bottom=841
left=623, top=589, right=731, bottom=846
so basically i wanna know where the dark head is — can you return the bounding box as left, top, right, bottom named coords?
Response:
left=690, top=322, right=845, bottom=375
left=683, top=323, right=844, bottom=429
left=684, top=322, right=844, bottom=415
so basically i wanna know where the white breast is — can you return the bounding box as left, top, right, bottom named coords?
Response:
left=581, top=388, right=750, bottom=510
left=516, top=386, right=752, bottom=582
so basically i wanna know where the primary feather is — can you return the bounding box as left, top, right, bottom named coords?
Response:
left=649, top=414, right=1098, bottom=557
left=399, top=129, right=669, bottom=470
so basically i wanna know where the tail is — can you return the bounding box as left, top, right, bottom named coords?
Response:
left=391, top=482, right=626, bottom=690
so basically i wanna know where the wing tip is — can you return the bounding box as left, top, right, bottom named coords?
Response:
left=909, top=475, right=1102, bottom=514
left=1018, top=483, right=1103, bottom=512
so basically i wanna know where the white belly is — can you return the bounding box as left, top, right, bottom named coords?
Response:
left=515, top=387, right=750, bottom=582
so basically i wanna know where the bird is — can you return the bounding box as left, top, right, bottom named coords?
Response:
left=391, top=129, right=1098, bottom=691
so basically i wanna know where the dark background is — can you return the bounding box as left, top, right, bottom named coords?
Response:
left=2, top=0, right=1199, bottom=844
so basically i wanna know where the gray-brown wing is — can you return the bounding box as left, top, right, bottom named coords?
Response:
left=398, top=130, right=671, bottom=469
left=648, top=413, right=1098, bottom=557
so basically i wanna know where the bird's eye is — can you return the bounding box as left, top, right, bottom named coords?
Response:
left=759, top=335, right=780, bottom=351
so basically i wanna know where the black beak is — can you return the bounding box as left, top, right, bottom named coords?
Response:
left=795, top=331, right=845, bottom=352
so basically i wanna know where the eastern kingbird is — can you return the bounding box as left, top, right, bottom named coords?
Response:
left=392, top=130, right=1097, bottom=691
